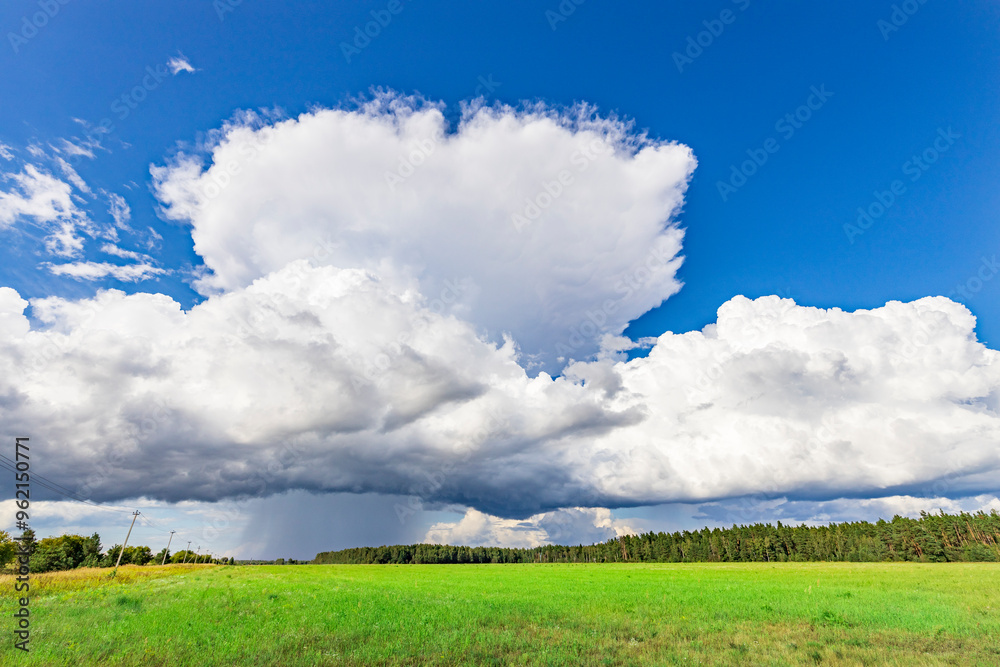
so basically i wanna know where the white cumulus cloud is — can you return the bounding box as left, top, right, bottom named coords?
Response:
left=425, top=507, right=636, bottom=548
left=152, top=95, right=695, bottom=370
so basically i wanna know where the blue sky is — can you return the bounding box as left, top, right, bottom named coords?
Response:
left=4, top=0, right=998, bottom=339
left=2, top=1, right=1000, bottom=558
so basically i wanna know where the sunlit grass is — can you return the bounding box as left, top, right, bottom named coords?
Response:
left=1, top=562, right=998, bottom=665
left=0, top=563, right=216, bottom=599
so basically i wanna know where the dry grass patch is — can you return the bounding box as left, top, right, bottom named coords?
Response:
left=0, top=563, right=217, bottom=599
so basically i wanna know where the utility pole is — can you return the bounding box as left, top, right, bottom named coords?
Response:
left=195, top=546, right=201, bottom=564
left=161, top=530, right=176, bottom=565
left=113, top=511, right=140, bottom=577
left=183, top=541, right=191, bottom=563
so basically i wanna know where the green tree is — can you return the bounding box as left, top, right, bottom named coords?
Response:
left=81, top=533, right=102, bottom=568
left=101, top=544, right=153, bottom=567
left=170, top=550, right=197, bottom=564
left=101, top=544, right=122, bottom=568
left=30, top=534, right=93, bottom=572
left=19, top=528, right=36, bottom=555
left=0, top=530, right=17, bottom=570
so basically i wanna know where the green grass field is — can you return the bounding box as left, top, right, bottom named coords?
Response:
left=2, top=562, right=999, bottom=665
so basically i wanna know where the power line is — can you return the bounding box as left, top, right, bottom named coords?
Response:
left=0, top=457, right=136, bottom=514
left=0, top=457, right=182, bottom=543
left=0, top=450, right=241, bottom=558
left=137, top=514, right=175, bottom=535
left=0, top=453, right=84, bottom=498
left=0, top=461, right=132, bottom=513
left=0, top=457, right=187, bottom=531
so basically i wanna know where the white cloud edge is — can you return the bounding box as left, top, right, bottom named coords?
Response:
left=43, top=260, right=167, bottom=282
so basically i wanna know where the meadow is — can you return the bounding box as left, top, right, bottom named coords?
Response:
left=1, top=562, right=999, bottom=666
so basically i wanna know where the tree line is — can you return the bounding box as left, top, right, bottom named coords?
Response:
left=312, top=510, right=1000, bottom=565
left=0, top=529, right=236, bottom=572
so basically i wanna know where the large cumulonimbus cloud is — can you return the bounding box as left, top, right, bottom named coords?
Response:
left=1, top=95, right=998, bottom=537
left=151, top=94, right=695, bottom=370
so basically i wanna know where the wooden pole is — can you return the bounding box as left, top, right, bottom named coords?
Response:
left=161, top=531, right=176, bottom=565
left=112, top=511, right=140, bottom=576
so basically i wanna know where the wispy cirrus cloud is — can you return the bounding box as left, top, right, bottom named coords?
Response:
left=43, top=260, right=168, bottom=282
left=0, top=164, right=81, bottom=229
left=106, top=192, right=132, bottom=230
left=167, top=54, right=196, bottom=75
left=0, top=143, right=162, bottom=277
left=100, top=243, right=149, bottom=262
